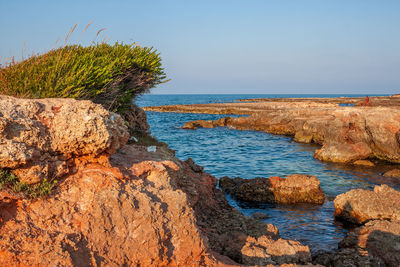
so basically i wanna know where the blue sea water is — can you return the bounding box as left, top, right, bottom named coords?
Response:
left=136, top=94, right=400, bottom=253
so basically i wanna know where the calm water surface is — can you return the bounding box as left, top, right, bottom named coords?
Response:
left=137, top=94, right=400, bottom=253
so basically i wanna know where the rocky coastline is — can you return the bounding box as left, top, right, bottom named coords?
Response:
left=145, top=96, right=400, bottom=167
left=0, top=95, right=399, bottom=266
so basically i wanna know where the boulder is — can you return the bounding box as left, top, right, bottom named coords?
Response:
left=219, top=174, right=325, bottom=205
left=314, top=142, right=372, bottom=163
left=0, top=96, right=129, bottom=184
left=334, top=184, right=400, bottom=224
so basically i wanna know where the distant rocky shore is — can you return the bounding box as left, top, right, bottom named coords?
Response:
left=145, top=96, right=400, bottom=168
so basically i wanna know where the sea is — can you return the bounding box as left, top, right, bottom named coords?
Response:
left=136, top=94, right=400, bottom=253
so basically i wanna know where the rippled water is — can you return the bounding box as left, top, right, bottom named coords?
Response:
left=137, top=94, right=400, bottom=253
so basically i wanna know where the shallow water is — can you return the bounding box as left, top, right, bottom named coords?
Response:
left=136, top=94, right=400, bottom=253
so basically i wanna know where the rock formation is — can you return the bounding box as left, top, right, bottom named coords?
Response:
left=0, top=95, right=129, bottom=184
left=219, top=174, right=325, bottom=205
left=334, top=184, right=400, bottom=224
left=0, top=96, right=313, bottom=266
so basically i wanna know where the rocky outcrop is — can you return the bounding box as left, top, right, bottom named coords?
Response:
left=334, top=184, right=400, bottom=224
left=0, top=96, right=129, bottom=184
left=219, top=174, right=325, bottom=204
left=0, top=96, right=313, bottom=266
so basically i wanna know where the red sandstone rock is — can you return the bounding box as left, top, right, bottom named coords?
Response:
left=219, top=174, right=325, bottom=204
left=334, top=184, right=400, bottom=224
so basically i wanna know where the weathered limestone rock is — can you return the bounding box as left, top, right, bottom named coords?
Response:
left=219, top=174, right=325, bottom=205
left=0, top=96, right=129, bottom=184
left=334, top=184, right=400, bottom=224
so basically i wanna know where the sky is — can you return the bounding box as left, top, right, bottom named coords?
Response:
left=1, top=0, right=399, bottom=94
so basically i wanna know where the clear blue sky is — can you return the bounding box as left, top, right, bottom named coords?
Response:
left=1, top=0, right=399, bottom=94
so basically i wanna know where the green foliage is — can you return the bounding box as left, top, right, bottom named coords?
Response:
left=0, top=169, right=57, bottom=199
left=0, top=42, right=167, bottom=112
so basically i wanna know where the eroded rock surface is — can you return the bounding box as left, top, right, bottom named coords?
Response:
left=0, top=96, right=129, bottom=184
left=0, top=144, right=313, bottom=266
left=334, top=184, right=400, bottom=224
left=219, top=174, right=325, bottom=204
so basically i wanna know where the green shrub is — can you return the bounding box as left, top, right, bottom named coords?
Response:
left=0, top=169, right=57, bottom=199
left=0, top=42, right=167, bottom=113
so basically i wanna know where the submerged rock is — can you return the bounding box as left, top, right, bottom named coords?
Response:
left=219, top=174, right=325, bottom=205
left=334, top=184, right=400, bottom=224
left=182, top=119, right=214, bottom=129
